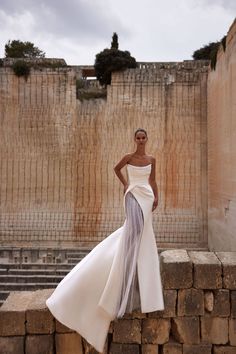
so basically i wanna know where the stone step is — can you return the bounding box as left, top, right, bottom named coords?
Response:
left=68, top=259, right=80, bottom=264
left=0, top=269, right=7, bottom=275
left=0, top=290, right=10, bottom=300
left=0, top=283, right=57, bottom=291
left=0, top=263, right=76, bottom=270
left=8, top=269, right=69, bottom=276
left=67, top=252, right=89, bottom=258
left=0, top=275, right=63, bottom=283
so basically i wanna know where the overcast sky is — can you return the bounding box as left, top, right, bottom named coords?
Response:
left=0, top=0, right=235, bottom=65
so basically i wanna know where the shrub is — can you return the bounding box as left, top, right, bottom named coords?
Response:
left=94, top=32, right=137, bottom=87
left=12, top=60, right=30, bottom=79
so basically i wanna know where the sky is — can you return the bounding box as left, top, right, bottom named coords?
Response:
left=0, top=0, right=235, bottom=65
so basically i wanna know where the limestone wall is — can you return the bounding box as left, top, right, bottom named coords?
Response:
left=1, top=250, right=236, bottom=353
left=207, top=19, right=236, bottom=251
left=0, top=60, right=209, bottom=248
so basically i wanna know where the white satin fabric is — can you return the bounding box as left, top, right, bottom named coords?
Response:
left=46, top=164, right=164, bottom=353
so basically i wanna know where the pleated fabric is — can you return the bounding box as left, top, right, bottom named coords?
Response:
left=116, top=191, right=143, bottom=317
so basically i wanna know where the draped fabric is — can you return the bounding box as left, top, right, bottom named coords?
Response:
left=116, top=191, right=143, bottom=317
left=46, top=164, right=165, bottom=353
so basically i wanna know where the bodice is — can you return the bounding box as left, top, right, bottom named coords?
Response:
left=126, top=164, right=152, bottom=185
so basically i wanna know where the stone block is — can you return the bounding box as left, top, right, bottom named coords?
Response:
left=123, top=310, right=147, bottom=319
left=113, top=319, right=141, bottom=344
left=201, top=317, right=228, bottom=344
left=209, top=289, right=230, bottom=317
left=148, top=290, right=177, bottom=318
left=55, top=333, right=83, bottom=354
left=177, top=288, right=204, bottom=316
left=188, top=251, right=222, bottom=289
left=141, top=318, right=170, bottom=344
left=82, top=336, right=108, bottom=354
left=213, top=346, right=236, bottom=354
left=160, top=250, right=192, bottom=289
left=229, top=318, right=236, bottom=345
left=141, top=344, right=159, bottom=353
left=172, top=316, right=200, bottom=344
left=231, top=291, right=236, bottom=318
left=0, top=336, right=24, bottom=354
left=25, top=334, right=54, bottom=354
left=216, top=252, right=236, bottom=289
left=162, top=341, right=182, bottom=354
left=0, top=291, right=34, bottom=336
left=26, top=289, right=55, bottom=334
left=183, top=344, right=212, bottom=354
left=109, top=343, right=140, bottom=354
left=55, top=319, right=74, bottom=333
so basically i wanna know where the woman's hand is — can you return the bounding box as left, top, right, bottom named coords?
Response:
left=152, top=197, right=158, bottom=211
left=123, top=184, right=129, bottom=194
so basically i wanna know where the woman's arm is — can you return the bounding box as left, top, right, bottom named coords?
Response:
left=114, top=154, right=132, bottom=193
left=149, top=157, right=159, bottom=211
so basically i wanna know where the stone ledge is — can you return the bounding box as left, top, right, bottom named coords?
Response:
left=0, top=250, right=236, bottom=353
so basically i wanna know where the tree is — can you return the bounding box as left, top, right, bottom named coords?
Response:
left=94, top=32, right=137, bottom=87
left=111, top=32, right=119, bottom=50
left=192, top=35, right=226, bottom=69
left=5, top=39, right=45, bottom=58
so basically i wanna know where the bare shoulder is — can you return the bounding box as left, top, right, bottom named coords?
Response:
left=114, top=153, right=133, bottom=170
left=148, top=155, right=156, bottom=165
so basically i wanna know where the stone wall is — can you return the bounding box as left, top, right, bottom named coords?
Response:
left=207, top=18, right=236, bottom=251
left=1, top=250, right=236, bottom=353
left=0, top=59, right=209, bottom=249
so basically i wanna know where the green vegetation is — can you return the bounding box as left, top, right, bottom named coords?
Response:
left=12, top=60, right=31, bottom=79
left=192, top=34, right=227, bottom=70
left=5, top=40, right=45, bottom=58
left=94, top=32, right=137, bottom=86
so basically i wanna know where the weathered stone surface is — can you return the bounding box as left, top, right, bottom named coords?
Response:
left=113, top=319, right=141, bottom=344
left=216, top=252, right=236, bottom=289
left=162, top=341, right=182, bottom=354
left=123, top=310, right=147, bottom=319
left=204, top=291, right=214, bottom=312
left=55, top=333, right=83, bottom=354
left=55, top=319, right=74, bottom=333
left=213, top=346, right=236, bottom=354
left=188, top=251, right=222, bottom=289
left=0, top=336, right=24, bottom=354
left=183, top=344, right=212, bottom=354
left=0, top=291, right=33, bottom=336
left=172, top=316, right=200, bottom=344
left=26, top=289, right=55, bottom=334
left=109, top=343, right=140, bottom=354
left=177, top=288, right=204, bottom=316
left=229, top=318, right=236, bottom=346
left=25, top=334, right=54, bottom=354
left=231, top=291, right=236, bottom=318
left=82, top=336, right=108, bottom=354
left=210, top=290, right=230, bottom=317
left=204, top=289, right=230, bottom=317
left=141, top=344, right=159, bottom=354
left=142, top=318, right=170, bottom=344
left=160, top=250, right=192, bottom=289
left=148, top=290, right=177, bottom=318
left=201, top=317, right=228, bottom=344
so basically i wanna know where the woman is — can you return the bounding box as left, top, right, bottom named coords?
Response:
left=46, top=128, right=164, bottom=353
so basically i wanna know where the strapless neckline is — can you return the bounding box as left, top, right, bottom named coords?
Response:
left=127, top=164, right=152, bottom=168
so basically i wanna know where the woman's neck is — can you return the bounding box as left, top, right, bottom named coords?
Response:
left=134, top=146, right=146, bottom=156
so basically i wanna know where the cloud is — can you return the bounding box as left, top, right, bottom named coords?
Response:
left=0, top=0, right=130, bottom=43
left=0, top=0, right=235, bottom=64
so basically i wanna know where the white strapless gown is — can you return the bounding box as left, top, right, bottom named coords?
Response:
left=46, top=164, right=165, bottom=353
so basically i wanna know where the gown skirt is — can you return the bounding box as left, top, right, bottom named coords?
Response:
left=46, top=163, right=165, bottom=353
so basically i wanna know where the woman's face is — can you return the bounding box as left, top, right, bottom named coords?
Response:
left=134, top=131, right=148, bottom=146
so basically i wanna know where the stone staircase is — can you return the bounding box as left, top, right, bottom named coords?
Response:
left=0, top=249, right=91, bottom=307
